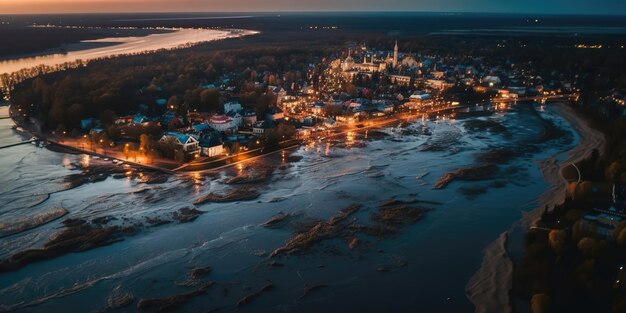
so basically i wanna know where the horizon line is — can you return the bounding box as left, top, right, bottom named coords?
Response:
left=1, top=10, right=626, bottom=17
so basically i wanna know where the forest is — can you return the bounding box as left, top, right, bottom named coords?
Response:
left=10, top=44, right=336, bottom=133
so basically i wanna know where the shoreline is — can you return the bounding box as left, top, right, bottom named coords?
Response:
left=0, top=27, right=258, bottom=74
left=0, top=28, right=260, bottom=99
left=466, top=102, right=606, bottom=313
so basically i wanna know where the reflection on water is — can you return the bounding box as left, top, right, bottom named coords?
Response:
left=0, top=104, right=580, bottom=312
left=0, top=28, right=256, bottom=74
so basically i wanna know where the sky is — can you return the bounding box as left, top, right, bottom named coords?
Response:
left=0, top=0, right=625, bottom=15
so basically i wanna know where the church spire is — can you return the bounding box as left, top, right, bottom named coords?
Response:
left=393, top=40, right=398, bottom=68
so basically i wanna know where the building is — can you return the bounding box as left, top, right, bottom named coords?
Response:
left=374, top=100, right=394, bottom=114
left=160, top=132, right=200, bottom=152
left=132, top=114, right=149, bottom=125
left=224, top=101, right=242, bottom=114
left=191, top=123, right=211, bottom=133
left=242, top=109, right=257, bottom=126
left=226, top=111, right=243, bottom=128
left=409, top=92, right=432, bottom=102
left=114, top=116, right=133, bottom=125
left=580, top=209, right=624, bottom=239
left=198, top=132, right=224, bottom=157
left=392, top=40, right=398, bottom=68
left=388, top=75, right=412, bottom=87
left=208, top=115, right=236, bottom=132
left=426, top=79, right=452, bottom=90
left=265, top=107, right=284, bottom=122
left=253, top=120, right=273, bottom=135
left=339, top=45, right=393, bottom=78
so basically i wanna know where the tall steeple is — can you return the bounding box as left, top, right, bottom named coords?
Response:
left=393, top=40, right=398, bottom=68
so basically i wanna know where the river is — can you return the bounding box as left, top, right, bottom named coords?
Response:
left=0, top=102, right=580, bottom=312
left=0, top=27, right=258, bottom=75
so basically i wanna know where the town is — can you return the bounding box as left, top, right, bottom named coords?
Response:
left=12, top=40, right=599, bottom=172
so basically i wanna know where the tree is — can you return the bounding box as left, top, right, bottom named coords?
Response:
left=530, top=294, right=550, bottom=313
left=49, top=98, right=67, bottom=127
left=617, top=227, right=626, bottom=247
left=174, top=149, right=186, bottom=163
left=577, top=237, right=598, bottom=256
left=199, top=88, right=220, bottom=112
left=346, top=83, right=357, bottom=97
left=277, top=123, right=296, bottom=140
left=548, top=229, right=566, bottom=254
left=167, top=96, right=179, bottom=111
left=67, top=103, right=84, bottom=128
left=139, top=134, right=155, bottom=155
left=100, top=109, right=117, bottom=127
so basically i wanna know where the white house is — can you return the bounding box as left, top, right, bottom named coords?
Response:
left=160, top=132, right=200, bottom=152
left=410, top=92, right=432, bottom=101
left=198, top=133, right=224, bottom=157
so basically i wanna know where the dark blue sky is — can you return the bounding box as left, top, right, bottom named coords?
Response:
left=1, top=0, right=625, bottom=15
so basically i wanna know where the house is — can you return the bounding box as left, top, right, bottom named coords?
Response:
left=161, top=112, right=175, bottom=125
left=426, top=79, right=452, bottom=90
left=208, top=115, right=236, bottom=132
left=344, top=99, right=364, bottom=111
left=580, top=209, right=624, bottom=239
left=198, top=132, right=224, bottom=157
left=409, top=92, right=432, bottom=102
left=191, top=123, right=211, bottom=133
left=300, top=116, right=314, bottom=126
left=269, top=86, right=288, bottom=102
left=388, top=75, right=412, bottom=87
left=169, top=117, right=183, bottom=128
left=404, top=92, right=433, bottom=110
left=242, top=109, right=257, bottom=126
left=160, top=132, right=199, bottom=152
left=224, top=101, right=242, bottom=114
left=311, top=102, right=325, bottom=115
left=226, top=111, right=243, bottom=128
left=132, top=114, right=149, bottom=125
left=253, top=121, right=274, bottom=135
left=483, top=76, right=501, bottom=87
left=115, top=116, right=133, bottom=125
left=89, top=128, right=105, bottom=135
left=265, top=107, right=284, bottom=121
left=374, top=100, right=394, bottom=114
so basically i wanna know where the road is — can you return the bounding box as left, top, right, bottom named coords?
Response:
left=10, top=93, right=571, bottom=174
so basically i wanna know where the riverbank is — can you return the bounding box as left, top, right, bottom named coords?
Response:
left=0, top=28, right=259, bottom=99
left=466, top=102, right=606, bottom=313
left=0, top=28, right=258, bottom=74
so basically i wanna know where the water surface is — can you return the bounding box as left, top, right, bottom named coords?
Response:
left=0, top=104, right=578, bottom=312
